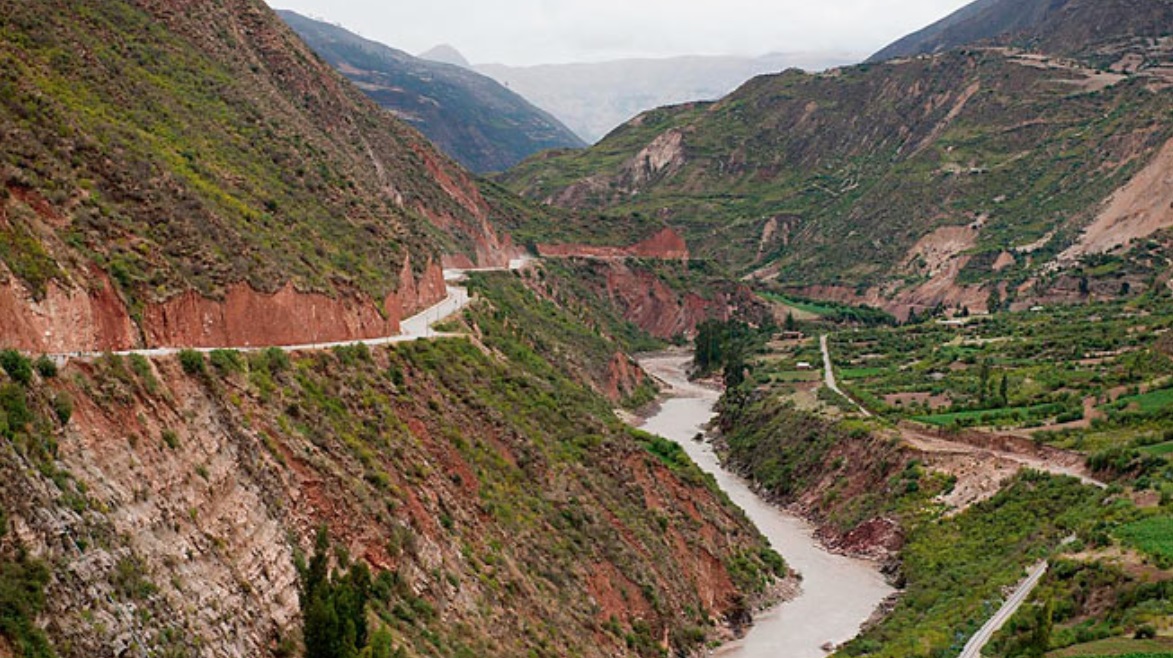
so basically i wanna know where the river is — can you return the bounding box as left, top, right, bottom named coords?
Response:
left=636, top=353, right=894, bottom=658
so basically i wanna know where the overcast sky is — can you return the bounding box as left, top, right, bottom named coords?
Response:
left=266, top=0, right=973, bottom=66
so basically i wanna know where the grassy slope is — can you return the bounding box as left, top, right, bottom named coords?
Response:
left=0, top=0, right=497, bottom=308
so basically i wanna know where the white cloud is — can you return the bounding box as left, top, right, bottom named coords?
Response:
left=267, top=0, right=972, bottom=65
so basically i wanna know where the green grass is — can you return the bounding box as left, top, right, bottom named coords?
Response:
left=839, top=367, right=885, bottom=380
left=914, top=402, right=1066, bottom=427
left=1114, top=516, right=1173, bottom=564
left=1138, top=441, right=1173, bottom=456
left=1110, top=387, right=1173, bottom=415
left=760, top=292, right=834, bottom=317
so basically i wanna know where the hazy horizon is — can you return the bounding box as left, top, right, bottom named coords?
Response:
left=266, top=0, right=972, bottom=67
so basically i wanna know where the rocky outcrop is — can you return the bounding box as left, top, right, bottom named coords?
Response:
left=2, top=330, right=781, bottom=658
left=0, top=257, right=447, bottom=353
left=144, top=258, right=446, bottom=349
left=592, top=260, right=761, bottom=338
left=605, top=351, right=647, bottom=401
left=0, top=268, right=137, bottom=353
left=537, top=227, right=689, bottom=261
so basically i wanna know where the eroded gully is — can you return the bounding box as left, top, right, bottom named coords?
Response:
left=636, top=353, right=893, bottom=658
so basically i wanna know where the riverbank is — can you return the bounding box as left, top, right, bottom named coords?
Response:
left=635, top=351, right=894, bottom=657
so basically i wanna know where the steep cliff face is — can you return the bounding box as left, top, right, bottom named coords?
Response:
left=141, top=259, right=446, bottom=350
left=584, top=260, right=767, bottom=339
left=0, top=257, right=448, bottom=353
left=0, top=0, right=518, bottom=352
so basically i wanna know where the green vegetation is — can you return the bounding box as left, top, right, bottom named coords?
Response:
left=178, top=350, right=205, bottom=377
left=298, top=528, right=382, bottom=658
left=841, top=473, right=1104, bottom=658
left=706, top=292, right=1173, bottom=657
left=463, top=268, right=665, bottom=407
left=827, top=297, right=1173, bottom=457
left=0, top=0, right=517, bottom=310
left=0, top=545, right=56, bottom=658
left=108, top=269, right=780, bottom=657
left=1113, top=516, right=1173, bottom=567
left=0, top=351, right=33, bottom=387
left=988, top=558, right=1173, bottom=657
left=694, top=319, right=773, bottom=387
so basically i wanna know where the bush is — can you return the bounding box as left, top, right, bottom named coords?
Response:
left=52, top=392, right=72, bottom=425
left=263, top=347, right=290, bottom=373
left=32, top=355, right=56, bottom=378
left=0, top=552, right=55, bottom=658
left=178, top=350, right=205, bottom=376
left=209, top=349, right=244, bottom=375
left=0, top=350, right=32, bottom=386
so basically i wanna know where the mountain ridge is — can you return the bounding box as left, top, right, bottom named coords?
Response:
left=476, top=51, right=860, bottom=143
left=502, top=42, right=1173, bottom=317
left=279, top=11, right=585, bottom=173
left=869, top=0, right=1173, bottom=63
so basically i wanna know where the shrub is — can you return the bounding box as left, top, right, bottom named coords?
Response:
left=263, top=347, right=290, bottom=373
left=178, top=350, right=205, bottom=376
left=0, top=350, right=32, bottom=386
left=32, top=355, right=56, bottom=378
left=209, top=349, right=244, bottom=375
left=52, top=392, right=73, bottom=425
left=0, top=384, right=31, bottom=439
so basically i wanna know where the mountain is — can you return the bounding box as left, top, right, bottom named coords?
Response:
left=0, top=1, right=784, bottom=657
left=279, top=11, right=584, bottom=172
left=0, top=0, right=534, bottom=356
left=419, top=43, right=471, bottom=68
left=477, top=51, right=860, bottom=143
left=502, top=44, right=1173, bottom=317
left=869, top=0, right=1173, bottom=63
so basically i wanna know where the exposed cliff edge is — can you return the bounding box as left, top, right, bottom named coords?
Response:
left=0, top=258, right=447, bottom=353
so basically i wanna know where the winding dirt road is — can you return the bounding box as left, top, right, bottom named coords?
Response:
left=820, top=334, right=872, bottom=417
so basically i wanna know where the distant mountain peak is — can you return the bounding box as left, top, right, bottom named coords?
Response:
left=420, top=44, right=471, bottom=68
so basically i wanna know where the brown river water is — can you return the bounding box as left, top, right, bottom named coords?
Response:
left=636, top=354, right=893, bottom=658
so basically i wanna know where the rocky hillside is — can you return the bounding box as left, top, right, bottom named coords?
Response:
left=502, top=33, right=1173, bottom=317
left=279, top=12, right=584, bottom=173
left=0, top=273, right=787, bottom=657
left=869, top=0, right=1173, bottom=64
left=0, top=0, right=521, bottom=354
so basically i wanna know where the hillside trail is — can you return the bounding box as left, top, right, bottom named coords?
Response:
left=46, top=259, right=529, bottom=363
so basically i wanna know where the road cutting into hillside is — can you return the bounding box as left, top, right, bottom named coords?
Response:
left=48, top=259, right=529, bottom=362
